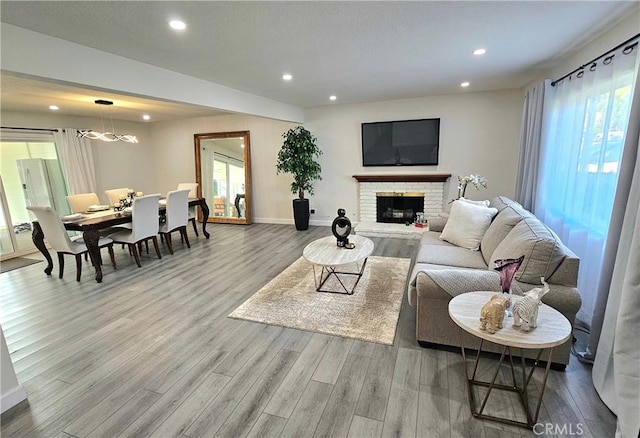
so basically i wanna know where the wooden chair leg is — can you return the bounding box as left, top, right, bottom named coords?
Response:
left=152, top=236, right=162, bottom=259
left=57, top=253, right=65, bottom=279
left=131, top=244, right=142, bottom=268
left=108, top=244, right=116, bottom=269
left=191, top=218, right=199, bottom=237
left=75, top=254, right=82, bottom=282
left=145, top=240, right=149, bottom=254
left=181, top=227, right=191, bottom=248
left=164, top=232, right=174, bottom=255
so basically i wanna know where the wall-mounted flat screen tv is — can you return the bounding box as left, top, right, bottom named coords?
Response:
left=361, top=118, right=440, bottom=166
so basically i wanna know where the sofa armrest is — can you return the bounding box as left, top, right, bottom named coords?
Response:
left=539, top=284, right=582, bottom=320
left=427, top=216, right=448, bottom=232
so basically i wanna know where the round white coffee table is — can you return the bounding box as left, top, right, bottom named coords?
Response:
left=302, top=235, right=374, bottom=295
left=448, top=291, right=571, bottom=429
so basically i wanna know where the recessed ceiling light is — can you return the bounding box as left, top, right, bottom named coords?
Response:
left=142, top=114, right=151, bottom=121
left=49, top=105, right=59, bottom=110
left=240, top=143, right=245, bottom=148
left=461, top=82, right=470, bottom=88
left=169, top=20, right=186, bottom=30
left=282, top=74, right=293, bottom=81
left=329, top=95, right=337, bottom=101
left=473, top=48, right=486, bottom=56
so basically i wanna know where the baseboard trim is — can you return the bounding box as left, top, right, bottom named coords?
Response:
left=1, top=385, right=27, bottom=414
left=252, top=218, right=334, bottom=227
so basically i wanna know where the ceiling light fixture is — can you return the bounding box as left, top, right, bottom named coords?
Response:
left=77, top=100, right=138, bottom=143
left=169, top=20, right=186, bottom=30
left=461, top=82, right=470, bottom=87
left=143, top=114, right=151, bottom=121
left=49, top=105, right=59, bottom=110
left=329, top=95, right=337, bottom=101
left=473, top=48, right=486, bottom=56
left=282, top=74, right=293, bottom=81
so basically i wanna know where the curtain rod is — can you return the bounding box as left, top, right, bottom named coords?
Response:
left=551, top=33, right=640, bottom=87
left=1, top=126, right=62, bottom=132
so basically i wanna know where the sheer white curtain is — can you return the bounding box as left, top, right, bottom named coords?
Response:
left=53, top=129, right=97, bottom=194
left=593, top=132, right=640, bottom=438
left=535, top=45, right=638, bottom=328
left=201, top=144, right=215, bottom=207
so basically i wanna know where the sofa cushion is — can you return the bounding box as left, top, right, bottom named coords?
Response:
left=481, top=206, right=526, bottom=264
left=417, top=243, right=488, bottom=270
left=439, top=201, right=498, bottom=250
left=490, top=218, right=566, bottom=285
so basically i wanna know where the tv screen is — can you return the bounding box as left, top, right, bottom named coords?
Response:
left=361, top=118, right=440, bottom=166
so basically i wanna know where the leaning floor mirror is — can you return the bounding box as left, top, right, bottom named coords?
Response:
left=194, top=131, right=252, bottom=224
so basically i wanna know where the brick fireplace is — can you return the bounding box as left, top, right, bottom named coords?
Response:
left=353, top=173, right=450, bottom=239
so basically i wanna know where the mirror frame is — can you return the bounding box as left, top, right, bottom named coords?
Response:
left=194, top=130, right=252, bottom=225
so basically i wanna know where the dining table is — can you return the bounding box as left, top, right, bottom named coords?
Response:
left=31, top=198, right=210, bottom=283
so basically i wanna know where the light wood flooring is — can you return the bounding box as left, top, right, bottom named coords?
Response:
left=0, top=224, right=616, bottom=437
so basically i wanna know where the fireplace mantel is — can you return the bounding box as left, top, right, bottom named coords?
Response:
left=352, top=173, right=451, bottom=183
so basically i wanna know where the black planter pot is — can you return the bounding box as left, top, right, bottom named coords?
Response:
left=293, top=198, right=310, bottom=230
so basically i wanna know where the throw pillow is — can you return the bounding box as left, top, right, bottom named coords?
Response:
left=459, top=197, right=490, bottom=207
left=439, top=201, right=498, bottom=250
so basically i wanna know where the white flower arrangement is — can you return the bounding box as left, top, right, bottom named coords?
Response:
left=457, top=174, right=488, bottom=199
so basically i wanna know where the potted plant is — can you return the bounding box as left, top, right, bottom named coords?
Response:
left=276, top=126, right=322, bottom=230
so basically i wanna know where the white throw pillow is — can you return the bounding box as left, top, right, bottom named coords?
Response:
left=440, top=200, right=498, bottom=250
left=459, top=197, right=490, bottom=207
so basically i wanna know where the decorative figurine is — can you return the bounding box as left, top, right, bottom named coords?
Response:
left=513, top=277, right=550, bottom=332
left=494, top=255, right=525, bottom=316
left=479, top=295, right=510, bottom=334
left=332, top=208, right=355, bottom=249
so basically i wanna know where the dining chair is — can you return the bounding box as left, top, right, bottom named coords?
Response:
left=66, top=193, right=100, bottom=213
left=26, top=206, right=116, bottom=281
left=159, top=189, right=191, bottom=255
left=105, top=188, right=132, bottom=207
left=107, top=194, right=162, bottom=267
left=177, top=182, right=199, bottom=236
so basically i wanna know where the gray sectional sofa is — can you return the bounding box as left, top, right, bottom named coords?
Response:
left=408, top=196, right=582, bottom=368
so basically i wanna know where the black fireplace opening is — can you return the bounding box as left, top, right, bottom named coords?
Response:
left=376, top=193, right=424, bottom=223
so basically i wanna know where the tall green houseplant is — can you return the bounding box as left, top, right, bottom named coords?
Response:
left=276, top=126, right=322, bottom=230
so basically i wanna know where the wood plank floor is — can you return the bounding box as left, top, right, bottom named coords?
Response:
left=0, top=224, right=616, bottom=437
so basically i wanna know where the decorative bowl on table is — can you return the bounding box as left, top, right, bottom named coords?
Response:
left=86, top=204, right=110, bottom=212
left=61, top=213, right=83, bottom=222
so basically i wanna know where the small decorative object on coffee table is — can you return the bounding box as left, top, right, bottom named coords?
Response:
left=513, top=277, right=550, bottom=332
left=479, top=294, right=509, bottom=334
left=303, top=235, right=374, bottom=294
left=331, top=208, right=354, bottom=249
left=494, top=255, right=525, bottom=316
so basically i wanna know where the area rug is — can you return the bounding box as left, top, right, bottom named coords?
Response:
left=228, top=256, right=411, bottom=345
left=0, top=257, right=42, bottom=274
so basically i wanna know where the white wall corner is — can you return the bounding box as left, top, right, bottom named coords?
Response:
left=0, top=385, right=26, bottom=414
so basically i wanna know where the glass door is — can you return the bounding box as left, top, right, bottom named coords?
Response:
left=0, top=139, right=67, bottom=260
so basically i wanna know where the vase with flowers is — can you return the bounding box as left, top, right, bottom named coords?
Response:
left=457, top=174, right=488, bottom=199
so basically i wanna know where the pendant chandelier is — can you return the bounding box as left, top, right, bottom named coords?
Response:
left=77, top=99, right=138, bottom=143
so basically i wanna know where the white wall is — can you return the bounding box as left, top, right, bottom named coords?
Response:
left=1, top=111, right=156, bottom=205
left=3, top=90, right=524, bottom=225
left=304, top=89, right=523, bottom=223
left=149, top=114, right=298, bottom=223
left=1, top=326, right=26, bottom=413
left=525, top=9, right=640, bottom=91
